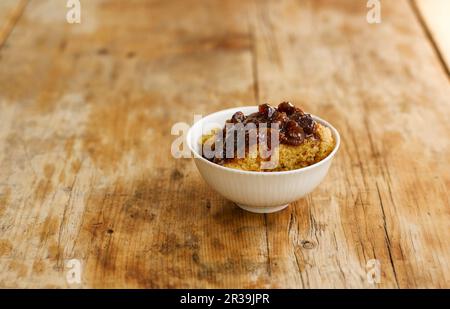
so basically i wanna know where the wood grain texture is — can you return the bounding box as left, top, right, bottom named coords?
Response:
left=0, top=0, right=449, bottom=288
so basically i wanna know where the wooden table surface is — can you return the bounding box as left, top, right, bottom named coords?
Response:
left=0, top=0, right=449, bottom=288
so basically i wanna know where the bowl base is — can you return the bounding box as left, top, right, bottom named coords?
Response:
left=236, top=203, right=289, bottom=214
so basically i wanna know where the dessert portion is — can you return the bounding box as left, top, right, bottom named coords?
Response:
left=201, top=102, right=335, bottom=172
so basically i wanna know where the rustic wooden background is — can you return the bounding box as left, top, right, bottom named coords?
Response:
left=0, top=0, right=449, bottom=288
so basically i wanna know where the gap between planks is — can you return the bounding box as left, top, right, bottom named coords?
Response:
left=410, top=0, right=450, bottom=78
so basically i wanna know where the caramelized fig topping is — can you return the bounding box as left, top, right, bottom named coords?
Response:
left=204, top=102, right=318, bottom=164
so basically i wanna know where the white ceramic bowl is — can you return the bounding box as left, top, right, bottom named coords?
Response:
left=187, top=106, right=340, bottom=213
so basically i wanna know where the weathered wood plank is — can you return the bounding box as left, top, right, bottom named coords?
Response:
left=0, top=0, right=449, bottom=288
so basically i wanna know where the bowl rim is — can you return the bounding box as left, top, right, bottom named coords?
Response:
left=186, top=106, right=340, bottom=176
